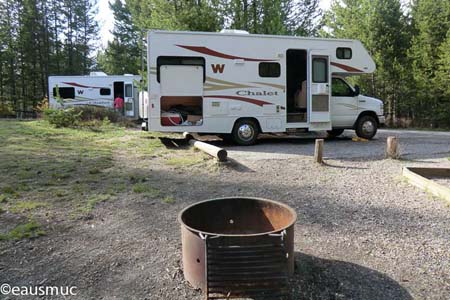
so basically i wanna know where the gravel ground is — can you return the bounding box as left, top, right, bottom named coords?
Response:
left=1, top=129, right=449, bottom=300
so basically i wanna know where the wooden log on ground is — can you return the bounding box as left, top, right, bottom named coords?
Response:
left=386, top=136, right=399, bottom=159
left=189, top=139, right=227, bottom=162
left=183, top=132, right=194, bottom=141
left=314, top=139, right=324, bottom=164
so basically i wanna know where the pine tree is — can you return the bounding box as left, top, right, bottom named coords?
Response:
left=98, top=0, right=141, bottom=75
left=408, top=0, right=450, bottom=127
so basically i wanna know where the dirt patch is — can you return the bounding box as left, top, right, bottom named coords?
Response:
left=1, top=125, right=449, bottom=299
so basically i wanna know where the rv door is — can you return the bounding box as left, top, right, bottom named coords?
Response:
left=309, top=51, right=332, bottom=131
left=124, top=82, right=134, bottom=117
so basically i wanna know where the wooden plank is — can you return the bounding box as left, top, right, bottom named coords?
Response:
left=402, top=167, right=450, bottom=203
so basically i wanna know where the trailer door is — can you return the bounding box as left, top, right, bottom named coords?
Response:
left=124, top=82, right=135, bottom=117
left=309, top=51, right=332, bottom=131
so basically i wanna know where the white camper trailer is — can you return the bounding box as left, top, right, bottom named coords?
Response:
left=144, top=30, right=384, bottom=145
left=48, top=73, right=141, bottom=119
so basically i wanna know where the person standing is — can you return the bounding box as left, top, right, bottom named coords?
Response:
left=114, top=94, right=124, bottom=115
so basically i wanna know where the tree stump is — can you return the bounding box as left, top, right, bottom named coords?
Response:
left=314, top=139, right=324, bottom=164
left=386, top=136, right=399, bottom=159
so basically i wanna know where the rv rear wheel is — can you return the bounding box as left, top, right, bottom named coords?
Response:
left=232, top=119, right=259, bottom=146
left=355, top=115, right=378, bottom=140
left=327, top=129, right=345, bottom=138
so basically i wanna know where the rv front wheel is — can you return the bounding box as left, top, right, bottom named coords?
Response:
left=232, top=119, right=259, bottom=146
left=355, top=115, right=378, bottom=140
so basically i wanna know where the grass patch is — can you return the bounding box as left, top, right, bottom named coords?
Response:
left=132, top=183, right=160, bottom=197
left=0, top=194, right=7, bottom=203
left=82, top=194, right=112, bottom=213
left=165, top=155, right=205, bottom=167
left=0, top=220, right=45, bottom=241
left=9, top=201, right=49, bottom=213
left=162, top=195, right=175, bottom=204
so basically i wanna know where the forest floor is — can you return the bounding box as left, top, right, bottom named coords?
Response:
left=0, top=120, right=449, bottom=300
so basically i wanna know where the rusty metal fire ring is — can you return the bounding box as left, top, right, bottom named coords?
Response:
left=179, top=197, right=297, bottom=300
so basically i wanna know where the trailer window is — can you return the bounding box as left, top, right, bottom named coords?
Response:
left=259, top=62, right=280, bottom=78
left=52, top=87, right=75, bottom=99
left=336, top=48, right=352, bottom=59
left=100, top=88, right=111, bottom=96
left=312, top=58, right=328, bottom=83
left=157, top=56, right=205, bottom=82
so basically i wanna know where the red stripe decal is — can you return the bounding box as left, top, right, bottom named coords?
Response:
left=330, top=62, right=363, bottom=73
left=62, top=82, right=104, bottom=89
left=205, top=95, right=272, bottom=106
left=176, top=45, right=275, bottom=62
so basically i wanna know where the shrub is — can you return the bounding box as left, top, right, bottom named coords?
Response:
left=43, top=108, right=82, bottom=128
left=72, top=106, right=121, bottom=123
left=0, top=102, right=15, bottom=117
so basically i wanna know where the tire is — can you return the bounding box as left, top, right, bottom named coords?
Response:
left=231, top=119, right=259, bottom=146
left=355, top=115, right=378, bottom=139
left=327, top=129, right=345, bottom=138
left=218, top=134, right=233, bottom=144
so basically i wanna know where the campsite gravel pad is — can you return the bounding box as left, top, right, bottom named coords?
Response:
left=1, top=129, right=449, bottom=299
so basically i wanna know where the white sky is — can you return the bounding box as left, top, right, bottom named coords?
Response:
left=96, top=0, right=333, bottom=48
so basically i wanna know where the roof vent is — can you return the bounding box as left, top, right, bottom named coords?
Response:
left=219, top=29, right=250, bottom=35
left=89, top=71, right=107, bottom=76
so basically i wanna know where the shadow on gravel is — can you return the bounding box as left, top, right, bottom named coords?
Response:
left=292, top=252, right=412, bottom=300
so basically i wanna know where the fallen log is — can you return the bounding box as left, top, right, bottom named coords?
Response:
left=189, top=139, right=228, bottom=162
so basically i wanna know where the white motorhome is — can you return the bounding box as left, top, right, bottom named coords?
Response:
left=49, top=73, right=141, bottom=119
left=144, top=30, right=384, bottom=145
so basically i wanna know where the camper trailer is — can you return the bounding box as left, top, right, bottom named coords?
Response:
left=48, top=73, right=141, bottom=119
left=144, top=30, right=384, bottom=145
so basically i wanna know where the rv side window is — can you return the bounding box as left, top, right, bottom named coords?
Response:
left=157, top=56, right=205, bottom=82
left=336, top=48, right=352, bottom=59
left=52, top=87, right=75, bottom=99
left=259, top=62, right=280, bottom=78
left=312, top=58, right=328, bottom=83
left=100, top=88, right=111, bottom=96
left=125, top=84, right=133, bottom=97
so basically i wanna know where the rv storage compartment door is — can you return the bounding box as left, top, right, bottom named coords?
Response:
left=160, top=65, right=203, bottom=96
left=309, top=52, right=332, bottom=131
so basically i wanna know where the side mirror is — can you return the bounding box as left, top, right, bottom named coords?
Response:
left=354, top=85, right=360, bottom=96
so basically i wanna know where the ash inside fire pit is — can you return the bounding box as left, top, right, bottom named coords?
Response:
left=179, top=197, right=297, bottom=300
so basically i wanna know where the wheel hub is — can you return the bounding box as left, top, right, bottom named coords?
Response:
left=362, top=120, right=374, bottom=135
left=238, top=124, right=254, bottom=141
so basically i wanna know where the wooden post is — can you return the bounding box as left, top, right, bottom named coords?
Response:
left=314, top=139, right=324, bottom=164
left=386, top=136, right=399, bottom=159
left=189, top=139, right=228, bottom=162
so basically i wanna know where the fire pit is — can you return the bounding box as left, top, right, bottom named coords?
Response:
left=179, top=197, right=297, bottom=300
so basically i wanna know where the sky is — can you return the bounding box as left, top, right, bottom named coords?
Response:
left=96, top=0, right=333, bottom=48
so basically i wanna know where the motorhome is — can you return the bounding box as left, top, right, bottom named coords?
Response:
left=144, top=30, right=385, bottom=145
left=48, top=73, right=141, bottom=119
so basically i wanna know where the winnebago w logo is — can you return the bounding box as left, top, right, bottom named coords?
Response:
left=211, top=64, right=225, bottom=73
left=77, top=90, right=84, bottom=95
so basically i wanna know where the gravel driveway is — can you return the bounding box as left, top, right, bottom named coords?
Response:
left=1, top=129, right=449, bottom=299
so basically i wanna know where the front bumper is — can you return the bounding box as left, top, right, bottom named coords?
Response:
left=378, top=115, right=385, bottom=124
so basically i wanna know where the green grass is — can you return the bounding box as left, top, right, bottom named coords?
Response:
left=0, top=220, right=45, bottom=241
left=9, top=201, right=49, bottom=213
left=0, top=120, right=206, bottom=239
left=162, top=195, right=175, bottom=204
left=132, top=183, right=160, bottom=197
